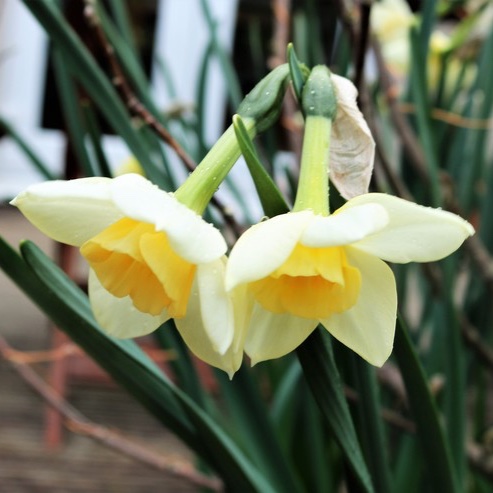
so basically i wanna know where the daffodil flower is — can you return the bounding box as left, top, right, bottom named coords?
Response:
left=12, top=173, right=245, bottom=375
left=226, top=66, right=474, bottom=367
left=226, top=194, right=474, bottom=366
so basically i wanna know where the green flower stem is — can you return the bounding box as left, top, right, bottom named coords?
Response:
left=293, top=115, right=332, bottom=215
left=175, top=118, right=256, bottom=214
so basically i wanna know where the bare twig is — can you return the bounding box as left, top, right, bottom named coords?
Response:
left=399, top=103, right=493, bottom=130
left=270, top=0, right=303, bottom=160
left=460, top=315, right=493, bottom=371
left=353, top=1, right=372, bottom=94
left=270, top=0, right=291, bottom=69
left=0, top=336, right=223, bottom=492
left=83, top=0, right=196, bottom=172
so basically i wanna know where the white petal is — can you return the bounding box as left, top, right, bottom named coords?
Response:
left=301, top=203, right=388, bottom=247
left=320, top=248, right=396, bottom=366
left=110, top=174, right=227, bottom=264
left=175, top=264, right=243, bottom=377
left=226, top=211, right=313, bottom=290
left=245, top=303, right=318, bottom=365
left=10, top=177, right=122, bottom=246
left=341, top=193, right=475, bottom=262
left=196, top=259, right=234, bottom=354
left=330, top=74, right=375, bottom=199
left=88, top=270, right=170, bottom=338
left=229, top=284, right=254, bottom=355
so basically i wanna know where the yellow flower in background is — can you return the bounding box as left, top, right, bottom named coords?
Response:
left=370, top=0, right=415, bottom=78
left=11, top=173, right=243, bottom=376
left=114, top=156, right=145, bottom=177
left=371, top=0, right=481, bottom=97
left=226, top=194, right=474, bottom=367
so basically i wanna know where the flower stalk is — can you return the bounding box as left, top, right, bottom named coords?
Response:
left=293, top=65, right=337, bottom=215
left=175, top=120, right=256, bottom=214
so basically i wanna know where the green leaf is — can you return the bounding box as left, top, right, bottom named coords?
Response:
left=233, top=114, right=289, bottom=217
left=271, top=360, right=303, bottom=450
left=81, top=101, right=113, bottom=178
left=215, top=366, right=302, bottom=492
left=0, top=118, right=56, bottom=181
left=287, top=43, right=309, bottom=102
left=393, top=435, right=423, bottom=493
left=394, top=315, right=460, bottom=493
left=199, top=0, right=243, bottom=110
left=153, top=321, right=207, bottom=407
left=435, top=260, right=466, bottom=490
left=51, top=48, right=97, bottom=177
left=297, top=328, right=375, bottom=493
left=349, top=355, right=393, bottom=493
left=106, top=0, right=138, bottom=59
left=295, top=385, right=334, bottom=493
left=409, top=26, right=442, bottom=207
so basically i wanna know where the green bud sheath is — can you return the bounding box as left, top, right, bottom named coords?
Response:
left=237, top=64, right=290, bottom=132
left=293, top=66, right=337, bottom=216
left=302, top=65, right=337, bottom=119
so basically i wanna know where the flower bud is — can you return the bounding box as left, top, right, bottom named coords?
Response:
left=237, top=64, right=290, bottom=132
left=302, top=65, right=338, bottom=120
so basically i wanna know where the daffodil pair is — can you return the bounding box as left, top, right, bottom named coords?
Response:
left=11, top=65, right=474, bottom=377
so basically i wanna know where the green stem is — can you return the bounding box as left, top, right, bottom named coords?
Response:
left=175, top=119, right=256, bottom=214
left=293, top=115, right=331, bottom=215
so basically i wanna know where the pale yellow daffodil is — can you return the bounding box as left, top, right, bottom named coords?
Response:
left=114, top=156, right=146, bottom=177
left=226, top=193, right=474, bottom=367
left=11, top=173, right=243, bottom=376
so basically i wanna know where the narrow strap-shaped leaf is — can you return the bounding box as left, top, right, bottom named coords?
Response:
left=195, top=39, right=215, bottom=158
left=199, top=0, right=243, bottom=109
left=393, top=435, right=422, bottom=493
left=153, top=322, right=207, bottom=407
left=296, top=385, right=334, bottom=493
left=106, top=0, right=138, bottom=59
left=52, top=48, right=97, bottom=177
left=287, top=43, right=309, bottom=102
left=81, top=101, right=113, bottom=178
left=0, top=118, right=56, bottom=181
left=409, top=26, right=442, bottom=207
left=215, top=366, right=302, bottom=492
left=349, top=355, right=393, bottom=493
left=270, top=360, right=305, bottom=456
left=297, top=328, right=375, bottom=493
left=394, top=315, right=460, bottom=493
left=233, top=114, right=289, bottom=217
